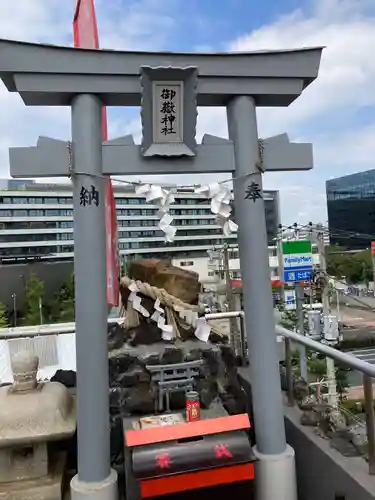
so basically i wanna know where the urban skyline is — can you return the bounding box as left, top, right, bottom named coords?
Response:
left=0, top=179, right=281, bottom=263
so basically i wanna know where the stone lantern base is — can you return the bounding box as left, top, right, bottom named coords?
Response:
left=0, top=443, right=48, bottom=483
left=0, top=451, right=66, bottom=500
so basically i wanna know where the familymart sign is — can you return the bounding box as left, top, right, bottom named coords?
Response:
left=282, top=240, right=313, bottom=283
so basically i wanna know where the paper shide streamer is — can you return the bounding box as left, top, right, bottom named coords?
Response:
left=151, top=298, right=174, bottom=341
left=127, top=282, right=212, bottom=343
left=135, top=184, right=176, bottom=242
left=128, top=282, right=150, bottom=318
left=176, top=307, right=212, bottom=343
left=134, top=181, right=237, bottom=242
left=194, top=183, right=238, bottom=237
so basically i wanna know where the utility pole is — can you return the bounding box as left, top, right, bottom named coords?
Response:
left=296, top=284, right=308, bottom=380
left=222, top=242, right=241, bottom=355
left=371, top=242, right=375, bottom=297
left=276, top=226, right=285, bottom=307
left=291, top=224, right=308, bottom=380
left=317, top=229, right=338, bottom=408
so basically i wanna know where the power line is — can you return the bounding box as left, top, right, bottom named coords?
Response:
left=282, top=222, right=375, bottom=243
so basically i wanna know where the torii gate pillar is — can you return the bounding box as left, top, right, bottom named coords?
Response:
left=0, top=39, right=323, bottom=500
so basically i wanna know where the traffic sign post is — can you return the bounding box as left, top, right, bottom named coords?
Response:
left=282, top=240, right=313, bottom=284
left=284, top=289, right=296, bottom=311
left=281, top=240, right=312, bottom=381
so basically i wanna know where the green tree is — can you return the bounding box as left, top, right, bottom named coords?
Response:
left=57, top=273, right=75, bottom=322
left=0, top=302, right=9, bottom=328
left=307, top=356, right=326, bottom=378
left=326, top=247, right=372, bottom=284
left=335, top=362, right=350, bottom=402
left=24, top=273, right=44, bottom=326
left=280, top=309, right=308, bottom=332
left=307, top=356, right=349, bottom=402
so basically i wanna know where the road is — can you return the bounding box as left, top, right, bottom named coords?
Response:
left=347, top=347, right=375, bottom=365
left=344, top=345, right=375, bottom=389
left=334, top=304, right=375, bottom=331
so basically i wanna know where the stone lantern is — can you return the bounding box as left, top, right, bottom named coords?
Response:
left=0, top=350, right=76, bottom=499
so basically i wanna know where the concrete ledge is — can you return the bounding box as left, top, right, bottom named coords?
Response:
left=284, top=403, right=375, bottom=500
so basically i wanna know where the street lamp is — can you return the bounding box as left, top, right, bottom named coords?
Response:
left=39, top=296, right=43, bottom=325
left=11, top=293, right=17, bottom=327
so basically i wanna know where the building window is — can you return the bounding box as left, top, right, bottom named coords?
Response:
left=59, top=221, right=73, bottom=228
left=29, top=210, right=44, bottom=217
left=180, top=261, right=194, bottom=266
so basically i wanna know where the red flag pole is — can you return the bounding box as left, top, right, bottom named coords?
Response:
left=73, top=0, right=119, bottom=307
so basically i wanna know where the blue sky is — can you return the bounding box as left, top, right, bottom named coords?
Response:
left=0, top=0, right=374, bottom=226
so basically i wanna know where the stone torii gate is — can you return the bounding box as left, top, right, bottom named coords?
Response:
left=0, top=39, right=322, bottom=500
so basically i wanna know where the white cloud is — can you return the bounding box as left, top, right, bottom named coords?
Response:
left=0, top=1, right=75, bottom=171
left=97, top=0, right=178, bottom=51
left=218, top=0, right=375, bottom=223
left=0, top=1, right=73, bottom=43
left=0, top=0, right=180, bottom=177
left=231, top=0, right=375, bottom=128
left=315, top=123, right=375, bottom=171
left=0, top=0, right=374, bottom=227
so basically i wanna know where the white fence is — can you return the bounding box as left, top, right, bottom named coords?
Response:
left=0, top=333, right=77, bottom=384
left=0, top=318, right=122, bottom=384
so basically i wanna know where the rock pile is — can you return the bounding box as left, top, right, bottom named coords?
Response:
left=108, top=335, right=247, bottom=418
left=110, top=257, right=245, bottom=417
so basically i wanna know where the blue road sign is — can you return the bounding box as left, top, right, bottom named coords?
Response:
left=284, top=268, right=313, bottom=283
left=282, top=239, right=313, bottom=284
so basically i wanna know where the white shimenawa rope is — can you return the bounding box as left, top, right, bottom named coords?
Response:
left=120, top=276, right=226, bottom=341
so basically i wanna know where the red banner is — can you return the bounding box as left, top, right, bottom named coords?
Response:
left=73, top=0, right=119, bottom=306
left=371, top=242, right=375, bottom=256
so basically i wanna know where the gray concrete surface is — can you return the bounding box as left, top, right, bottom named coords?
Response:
left=284, top=402, right=375, bottom=500
left=333, top=294, right=375, bottom=312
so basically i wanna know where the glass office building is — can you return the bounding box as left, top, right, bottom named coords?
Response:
left=326, top=170, right=375, bottom=249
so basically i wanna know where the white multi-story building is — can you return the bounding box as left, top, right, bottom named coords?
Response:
left=281, top=224, right=330, bottom=246
left=0, top=180, right=280, bottom=265
left=184, top=245, right=321, bottom=287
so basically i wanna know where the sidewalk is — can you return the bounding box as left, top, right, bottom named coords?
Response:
left=346, top=384, right=375, bottom=400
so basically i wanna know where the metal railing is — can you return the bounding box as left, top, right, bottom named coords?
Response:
left=277, top=323, right=375, bottom=475
left=0, top=317, right=120, bottom=340
left=2, top=310, right=375, bottom=474
left=209, top=311, right=375, bottom=475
